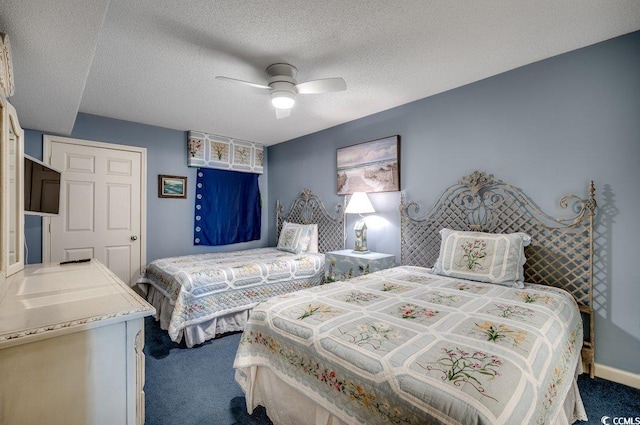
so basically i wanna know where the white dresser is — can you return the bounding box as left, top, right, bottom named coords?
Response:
left=0, top=259, right=155, bottom=425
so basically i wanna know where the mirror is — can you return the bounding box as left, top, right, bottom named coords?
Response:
left=8, top=119, right=17, bottom=264
left=1, top=32, right=22, bottom=279
left=4, top=102, right=24, bottom=276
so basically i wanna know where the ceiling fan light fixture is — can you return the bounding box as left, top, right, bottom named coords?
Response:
left=216, top=63, right=345, bottom=118
left=271, top=91, right=296, bottom=109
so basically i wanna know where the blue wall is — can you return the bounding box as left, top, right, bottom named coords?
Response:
left=24, top=114, right=269, bottom=264
left=268, top=31, right=640, bottom=375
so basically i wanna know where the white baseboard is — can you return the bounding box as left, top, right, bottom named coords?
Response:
left=595, top=363, right=640, bottom=389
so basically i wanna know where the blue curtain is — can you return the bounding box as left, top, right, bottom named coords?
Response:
left=194, top=168, right=261, bottom=246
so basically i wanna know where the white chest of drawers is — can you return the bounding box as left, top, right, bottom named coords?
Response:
left=0, top=259, right=155, bottom=425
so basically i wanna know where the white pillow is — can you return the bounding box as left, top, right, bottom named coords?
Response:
left=432, top=228, right=531, bottom=288
left=306, top=224, right=318, bottom=253
left=277, top=222, right=313, bottom=254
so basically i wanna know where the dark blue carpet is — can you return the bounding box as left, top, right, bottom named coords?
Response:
left=144, top=317, right=639, bottom=424
left=143, top=317, right=271, bottom=425
left=576, top=374, right=640, bottom=424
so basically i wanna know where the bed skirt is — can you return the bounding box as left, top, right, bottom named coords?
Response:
left=235, top=360, right=588, bottom=425
left=143, top=284, right=251, bottom=347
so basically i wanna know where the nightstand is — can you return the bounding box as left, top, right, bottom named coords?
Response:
left=325, top=249, right=396, bottom=282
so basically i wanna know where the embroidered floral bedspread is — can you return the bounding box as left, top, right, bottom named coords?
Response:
left=234, top=266, right=583, bottom=425
left=137, top=248, right=324, bottom=341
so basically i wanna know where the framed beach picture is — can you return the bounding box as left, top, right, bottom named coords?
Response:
left=158, top=175, right=187, bottom=198
left=336, top=135, right=400, bottom=195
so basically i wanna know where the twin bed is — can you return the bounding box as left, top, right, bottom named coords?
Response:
left=233, top=171, right=596, bottom=425
left=137, top=188, right=345, bottom=347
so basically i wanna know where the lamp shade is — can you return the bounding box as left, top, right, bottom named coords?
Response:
left=345, top=192, right=375, bottom=214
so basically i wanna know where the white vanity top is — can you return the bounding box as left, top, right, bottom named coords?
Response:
left=0, top=259, right=154, bottom=347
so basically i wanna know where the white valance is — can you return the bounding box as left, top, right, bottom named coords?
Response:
left=187, top=130, right=263, bottom=174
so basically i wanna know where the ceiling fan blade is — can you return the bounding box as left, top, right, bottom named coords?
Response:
left=215, top=76, right=270, bottom=90
left=275, top=108, right=291, bottom=119
left=295, top=77, right=346, bottom=94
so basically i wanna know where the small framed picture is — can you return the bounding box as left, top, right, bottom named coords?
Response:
left=158, top=175, right=187, bottom=198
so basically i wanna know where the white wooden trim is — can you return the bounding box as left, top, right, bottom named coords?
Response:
left=595, top=362, right=640, bottom=389
left=41, top=135, right=147, bottom=280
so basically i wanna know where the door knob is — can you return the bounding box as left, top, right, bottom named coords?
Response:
left=131, top=235, right=138, bottom=241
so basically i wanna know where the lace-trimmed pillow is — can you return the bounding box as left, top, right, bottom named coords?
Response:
left=306, top=224, right=319, bottom=253
left=276, top=222, right=313, bottom=254
left=432, top=228, right=531, bottom=288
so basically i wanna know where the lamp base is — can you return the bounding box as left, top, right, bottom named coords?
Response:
left=351, top=249, right=370, bottom=255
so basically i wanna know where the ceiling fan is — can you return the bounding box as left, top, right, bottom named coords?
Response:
left=215, top=63, right=346, bottom=119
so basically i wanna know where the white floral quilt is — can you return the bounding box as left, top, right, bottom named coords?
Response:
left=234, top=266, right=583, bottom=425
left=137, top=248, right=324, bottom=342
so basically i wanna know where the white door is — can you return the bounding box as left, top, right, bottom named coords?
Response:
left=43, top=136, right=146, bottom=286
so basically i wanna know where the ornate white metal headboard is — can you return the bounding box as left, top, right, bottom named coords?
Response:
left=400, top=171, right=597, bottom=377
left=276, top=188, right=345, bottom=253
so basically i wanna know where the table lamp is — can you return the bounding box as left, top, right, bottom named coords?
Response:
left=345, top=192, right=375, bottom=254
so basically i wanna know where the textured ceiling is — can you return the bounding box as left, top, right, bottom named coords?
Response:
left=1, top=1, right=639, bottom=146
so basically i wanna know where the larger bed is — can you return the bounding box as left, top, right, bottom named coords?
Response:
left=233, top=171, right=596, bottom=425
left=137, top=188, right=345, bottom=347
